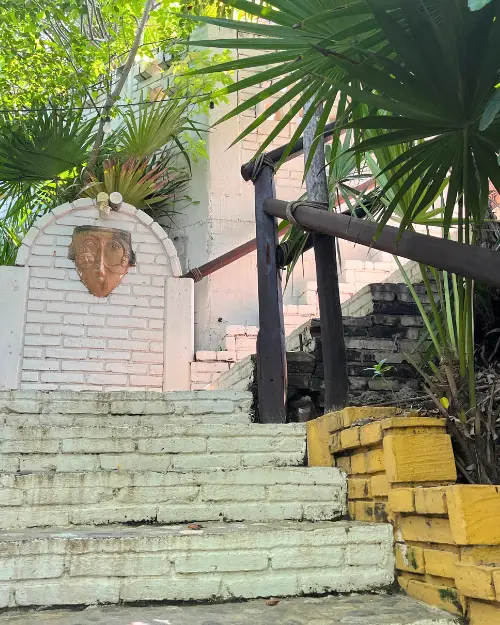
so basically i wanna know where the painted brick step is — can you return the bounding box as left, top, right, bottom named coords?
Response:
left=0, top=467, right=346, bottom=529
left=0, top=423, right=306, bottom=473
left=0, top=520, right=394, bottom=607
left=0, top=390, right=252, bottom=427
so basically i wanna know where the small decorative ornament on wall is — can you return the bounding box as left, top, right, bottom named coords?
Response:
left=68, top=226, right=136, bottom=297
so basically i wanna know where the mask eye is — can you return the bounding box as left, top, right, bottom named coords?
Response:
left=78, top=252, right=95, bottom=268
left=107, top=240, right=122, bottom=252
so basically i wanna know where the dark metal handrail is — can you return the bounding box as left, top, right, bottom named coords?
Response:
left=241, top=122, right=336, bottom=182
left=265, top=198, right=500, bottom=289
left=182, top=121, right=340, bottom=282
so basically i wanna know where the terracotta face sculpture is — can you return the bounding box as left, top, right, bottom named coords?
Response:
left=68, top=226, right=136, bottom=297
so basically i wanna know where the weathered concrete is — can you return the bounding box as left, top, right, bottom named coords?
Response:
left=0, top=467, right=346, bottom=528
left=0, top=593, right=459, bottom=624
left=0, top=521, right=393, bottom=607
left=0, top=423, right=307, bottom=473
left=0, top=390, right=253, bottom=427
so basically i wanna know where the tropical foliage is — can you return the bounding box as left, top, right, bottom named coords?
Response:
left=0, top=0, right=231, bottom=110
left=0, top=97, right=199, bottom=264
left=0, top=0, right=234, bottom=263
left=187, top=0, right=500, bottom=483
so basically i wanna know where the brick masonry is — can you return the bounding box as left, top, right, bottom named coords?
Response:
left=15, top=200, right=182, bottom=392
left=307, top=407, right=500, bottom=624
left=0, top=466, right=346, bottom=529
left=0, top=422, right=307, bottom=474
left=0, top=521, right=394, bottom=607
left=0, top=390, right=253, bottom=427
left=212, top=284, right=428, bottom=419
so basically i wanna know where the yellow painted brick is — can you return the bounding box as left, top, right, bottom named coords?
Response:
left=366, top=448, right=385, bottom=473
left=398, top=572, right=423, bottom=591
left=381, top=416, right=447, bottom=430
left=372, top=501, right=389, bottom=523
left=350, top=452, right=366, bottom=475
left=396, top=543, right=425, bottom=574
left=329, top=433, right=341, bottom=455
left=327, top=410, right=347, bottom=433
left=353, top=500, right=374, bottom=522
left=371, top=473, right=389, bottom=497
left=462, top=546, right=500, bottom=566
left=405, top=579, right=465, bottom=615
left=414, top=486, right=448, bottom=515
left=425, top=573, right=456, bottom=588
left=350, top=500, right=388, bottom=523
left=340, top=426, right=361, bottom=450
left=359, top=421, right=383, bottom=446
left=447, top=485, right=500, bottom=545
left=493, top=570, right=500, bottom=601
left=351, top=448, right=385, bottom=475
left=469, top=600, right=500, bottom=625
left=348, top=478, right=371, bottom=500
left=341, top=407, right=398, bottom=428
left=347, top=500, right=369, bottom=522
left=455, top=562, right=496, bottom=601
left=388, top=488, right=415, bottom=513
left=306, top=414, right=335, bottom=466
left=348, top=501, right=356, bottom=520
left=383, top=433, right=456, bottom=484
left=396, top=515, right=455, bottom=545
left=424, top=548, right=459, bottom=579
left=335, top=455, right=351, bottom=474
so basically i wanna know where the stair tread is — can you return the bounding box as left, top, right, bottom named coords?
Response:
left=0, top=594, right=459, bottom=625
left=0, top=519, right=388, bottom=542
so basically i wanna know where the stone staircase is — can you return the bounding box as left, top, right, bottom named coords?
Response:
left=0, top=389, right=394, bottom=609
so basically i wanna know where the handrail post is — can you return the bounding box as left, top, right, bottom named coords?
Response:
left=252, top=164, right=287, bottom=423
left=303, top=103, right=348, bottom=412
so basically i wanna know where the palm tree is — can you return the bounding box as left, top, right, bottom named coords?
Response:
left=187, top=0, right=500, bottom=482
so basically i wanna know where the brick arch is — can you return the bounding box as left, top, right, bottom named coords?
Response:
left=15, top=198, right=181, bottom=277
left=16, top=199, right=184, bottom=391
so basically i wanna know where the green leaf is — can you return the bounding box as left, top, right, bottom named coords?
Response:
left=479, top=89, right=500, bottom=131
left=468, top=0, right=493, bottom=10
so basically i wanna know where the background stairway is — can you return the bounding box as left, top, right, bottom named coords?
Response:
left=0, top=389, right=394, bottom=608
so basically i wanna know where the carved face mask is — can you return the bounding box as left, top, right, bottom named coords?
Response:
left=68, top=226, right=136, bottom=297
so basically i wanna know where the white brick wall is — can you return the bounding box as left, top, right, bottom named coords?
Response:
left=0, top=466, right=346, bottom=528
left=0, top=521, right=394, bottom=607
left=15, top=201, right=183, bottom=391
left=0, top=422, right=307, bottom=476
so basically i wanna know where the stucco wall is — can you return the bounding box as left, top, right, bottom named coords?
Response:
left=1, top=199, right=193, bottom=391
left=0, top=266, right=29, bottom=390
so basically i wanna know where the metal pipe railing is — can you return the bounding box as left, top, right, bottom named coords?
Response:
left=264, top=198, right=500, bottom=289
left=240, top=122, right=336, bottom=182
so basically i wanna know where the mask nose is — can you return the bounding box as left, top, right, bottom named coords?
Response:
left=94, top=248, right=106, bottom=283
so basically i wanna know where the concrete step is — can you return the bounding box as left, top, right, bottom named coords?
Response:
left=0, top=390, right=252, bottom=427
left=0, top=520, right=394, bottom=607
left=0, top=467, right=346, bottom=529
left=0, top=423, right=306, bottom=473
left=0, top=594, right=460, bottom=624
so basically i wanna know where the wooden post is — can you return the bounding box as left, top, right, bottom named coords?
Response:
left=253, top=164, right=287, bottom=423
left=303, top=104, right=348, bottom=412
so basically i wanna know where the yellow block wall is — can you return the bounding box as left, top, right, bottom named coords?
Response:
left=307, top=408, right=500, bottom=624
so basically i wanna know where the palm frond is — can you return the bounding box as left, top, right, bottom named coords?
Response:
left=115, top=97, right=190, bottom=159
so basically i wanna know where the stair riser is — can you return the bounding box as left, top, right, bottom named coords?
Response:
left=0, top=390, right=252, bottom=423
left=0, top=522, right=394, bottom=607
left=0, top=468, right=346, bottom=529
left=0, top=414, right=251, bottom=427
left=0, top=424, right=306, bottom=473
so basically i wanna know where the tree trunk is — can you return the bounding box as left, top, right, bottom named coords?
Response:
left=87, top=0, right=155, bottom=172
